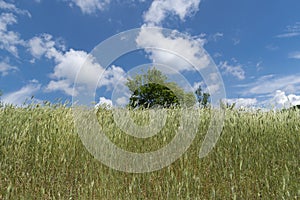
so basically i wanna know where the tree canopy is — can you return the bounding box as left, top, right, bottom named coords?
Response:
left=126, top=68, right=196, bottom=109
left=129, top=83, right=179, bottom=108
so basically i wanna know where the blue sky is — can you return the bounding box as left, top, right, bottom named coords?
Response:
left=1, top=0, right=300, bottom=108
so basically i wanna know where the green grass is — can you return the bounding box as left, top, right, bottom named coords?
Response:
left=0, top=103, right=299, bottom=199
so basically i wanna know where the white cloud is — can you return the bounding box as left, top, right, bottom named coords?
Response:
left=143, top=0, right=201, bottom=26
left=276, top=32, right=300, bottom=38
left=209, top=72, right=219, bottom=82
left=99, top=97, right=112, bottom=106
left=0, top=30, right=23, bottom=56
left=265, top=44, right=279, bottom=51
left=0, top=1, right=36, bottom=57
left=191, top=80, right=219, bottom=95
left=210, top=32, right=223, bottom=42
left=224, top=98, right=257, bottom=108
left=271, top=90, right=288, bottom=107
left=0, top=12, right=16, bottom=31
left=288, top=51, right=300, bottom=59
left=95, top=97, right=112, bottom=108
left=239, top=74, right=300, bottom=95
left=136, top=27, right=209, bottom=72
left=115, top=96, right=128, bottom=106
left=0, top=12, right=25, bottom=56
left=27, top=34, right=56, bottom=58
left=0, top=0, right=31, bottom=17
left=68, top=0, right=110, bottom=14
left=219, top=61, right=245, bottom=80
left=213, top=52, right=222, bottom=58
left=207, top=84, right=220, bottom=94
left=46, top=79, right=76, bottom=96
left=232, top=38, right=240, bottom=45
left=224, top=91, right=300, bottom=110
left=255, top=61, right=263, bottom=71
left=192, top=81, right=203, bottom=92
left=224, top=90, right=300, bottom=110
left=276, top=22, right=300, bottom=38
left=269, top=90, right=300, bottom=109
left=27, top=33, right=127, bottom=96
left=45, top=50, right=126, bottom=96
left=45, top=49, right=105, bottom=95
left=2, top=82, right=41, bottom=106
left=0, top=1, right=31, bottom=56
left=0, top=61, right=18, bottom=76
left=287, top=94, right=300, bottom=106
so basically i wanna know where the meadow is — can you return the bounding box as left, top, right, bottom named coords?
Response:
left=0, top=102, right=299, bottom=199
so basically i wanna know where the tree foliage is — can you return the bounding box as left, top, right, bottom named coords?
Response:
left=126, top=68, right=196, bottom=108
left=129, top=83, right=179, bottom=108
left=291, top=104, right=300, bottom=110
left=195, top=85, right=210, bottom=108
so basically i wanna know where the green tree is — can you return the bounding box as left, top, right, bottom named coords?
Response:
left=291, top=105, right=300, bottom=110
left=126, top=68, right=196, bottom=108
left=129, top=83, right=179, bottom=108
left=195, top=85, right=210, bottom=108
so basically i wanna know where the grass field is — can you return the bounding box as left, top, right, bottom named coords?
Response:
left=0, top=103, right=299, bottom=199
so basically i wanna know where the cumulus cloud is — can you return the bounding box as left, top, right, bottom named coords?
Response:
left=207, top=84, right=221, bottom=94
left=0, top=0, right=31, bottom=17
left=0, top=12, right=16, bottom=31
left=0, top=1, right=32, bottom=56
left=46, top=79, right=76, bottom=96
left=143, top=0, right=201, bottom=26
left=2, top=81, right=41, bottom=106
left=219, top=61, right=245, bottom=80
left=27, top=34, right=56, bottom=59
left=191, top=80, right=220, bottom=95
left=269, top=90, right=300, bottom=109
left=135, top=27, right=224, bottom=99
left=0, top=61, right=18, bottom=76
left=0, top=12, right=25, bottom=56
left=136, top=27, right=209, bottom=72
left=68, top=0, right=110, bottom=14
left=224, top=91, right=300, bottom=110
left=136, top=0, right=220, bottom=95
left=45, top=49, right=105, bottom=95
left=95, top=97, right=113, bottom=108
left=27, top=33, right=127, bottom=97
left=99, top=65, right=127, bottom=90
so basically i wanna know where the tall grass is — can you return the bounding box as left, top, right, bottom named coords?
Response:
left=0, top=103, right=299, bottom=199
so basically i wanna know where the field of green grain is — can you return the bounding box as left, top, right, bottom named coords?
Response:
left=0, top=103, right=299, bottom=199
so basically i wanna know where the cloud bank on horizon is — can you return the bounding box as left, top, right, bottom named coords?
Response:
left=1, top=0, right=300, bottom=109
